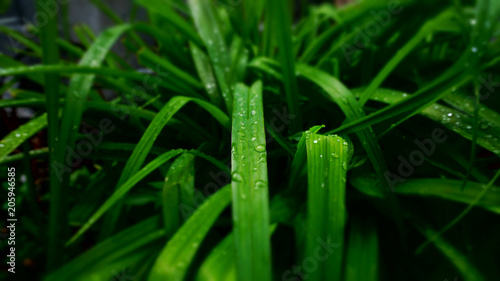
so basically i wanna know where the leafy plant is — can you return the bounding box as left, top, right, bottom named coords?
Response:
left=0, top=0, right=499, bottom=280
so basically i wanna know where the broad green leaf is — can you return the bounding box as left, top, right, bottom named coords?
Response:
left=148, top=185, right=232, bottom=281
left=231, top=81, right=272, bottom=281
left=305, top=133, right=348, bottom=281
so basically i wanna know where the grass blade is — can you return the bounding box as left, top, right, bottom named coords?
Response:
left=0, top=114, right=47, bottom=162
left=162, top=153, right=195, bottom=236
left=231, top=81, right=272, bottom=281
left=188, top=0, right=234, bottom=113
left=268, top=0, right=302, bottom=133
left=67, top=149, right=185, bottom=245
left=148, top=185, right=232, bottom=281
left=305, top=133, right=348, bottom=281
left=345, top=217, right=378, bottom=281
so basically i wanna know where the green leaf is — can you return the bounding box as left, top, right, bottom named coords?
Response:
left=345, top=217, right=378, bottom=281
left=231, top=81, right=272, bottom=281
left=188, top=0, right=234, bottom=113
left=162, top=153, right=195, bottom=236
left=305, top=133, right=348, bottom=281
left=66, top=149, right=185, bottom=245
left=268, top=0, right=302, bottom=133
left=148, top=185, right=232, bottom=281
left=0, top=114, right=47, bottom=162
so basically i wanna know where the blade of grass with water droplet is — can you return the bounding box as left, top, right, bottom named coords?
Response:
left=190, top=42, right=223, bottom=106
left=148, top=185, right=232, bottom=281
left=162, top=153, right=195, bottom=237
left=305, top=133, right=348, bottom=281
left=231, top=81, right=272, bottom=281
left=188, top=0, right=233, bottom=113
left=297, top=64, right=389, bottom=188
left=0, top=113, right=47, bottom=162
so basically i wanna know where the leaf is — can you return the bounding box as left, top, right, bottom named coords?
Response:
left=351, top=173, right=500, bottom=214
left=66, top=149, right=185, bottom=245
left=230, top=81, right=272, bottom=281
left=267, top=0, right=302, bottom=133
left=188, top=0, right=234, bottom=113
left=0, top=114, right=47, bottom=162
left=162, top=153, right=195, bottom=236
left=297, top=64, right=389, bottom=189
left=100, top=96, right=230, bottom=237
left=305, top=133, right=348, bottom=281
left=148, top=185, right=232, bottom=281
left=46, top=216, right=164, bottom=281
left=345, top=217, right=379, bottom=281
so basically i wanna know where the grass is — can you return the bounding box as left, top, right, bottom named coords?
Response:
left=0, top=0, right=499, bottom=280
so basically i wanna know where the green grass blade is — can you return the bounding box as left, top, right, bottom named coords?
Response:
left=148, top=185, right=232, bottom=281
left=359, top=9, right=457, bottom=105
left=268, top=0, right=302, bottom=133
left=196, top=232, right=237, bottom=281
left=190, top=42, right=223, bottom=106
left=66, top=149, right=185, bottom=245
left=37, top=0, right=62, bottom=269
left=135, top=0, right=204, bottom=47
left=99, top=96, right=229, bottom=237
left=231, top=81, right=272, bottom=281
left=345, top=217, right=378, bottom=281
left=416, top=169, right=500, bottom=253
left=0, top=114, right=47, bottom=162
left=46, top=216, right=164, bottom=281
left=188, top=0, right=234, bottom=113
left=297, top=64, right=389, bottom=188
left=305, top=133, right=348, bottom=281
left=162, top=153, right=195, bottom=236
left=413, top=222, right=486, bottom=281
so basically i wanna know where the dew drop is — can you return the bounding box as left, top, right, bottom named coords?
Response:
left=231, top=172, right=243, bottom=182
left=254, top=180, right=266, bottom=190
left=255, top=145, right=266, bottom=152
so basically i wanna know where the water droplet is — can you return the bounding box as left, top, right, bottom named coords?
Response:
left=254, top=180, right=266, bottom=190
left=319, top=154, right=323, bottom=157
left=342, top=162, right=347, bottom=170
left=231, top=172, right=243, bottom=182
left=15, top=133, right=21, bottom=137
left=251, top=110, right=256, bottom=116
left=471, top=47, right=478, bottom=53
left=470, top=19, right=477, bottom=25
left=480, top=123, right=489, bottom=130
left=331, top=153, right=339, bottom=159
left=255, top=145, right=266, bottom=152
left=343, top=141, right=348, bottom=146
left=313, top=140, right=318, bottom=143
left=0, top=144, right=4, bottom=147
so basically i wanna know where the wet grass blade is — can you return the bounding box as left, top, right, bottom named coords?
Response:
left=0, top=114, right=47, bottom=162
left=188, top=0, right=234, bottom=113
left=162, top=153, right=195, bottom=236
left=231, top=81, right=272, bottom=281
left=148, top=185, right=232, bottom=281
left=297, top=64, right=389, bottom=188
left=305, top=133, right=348, bottom=281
